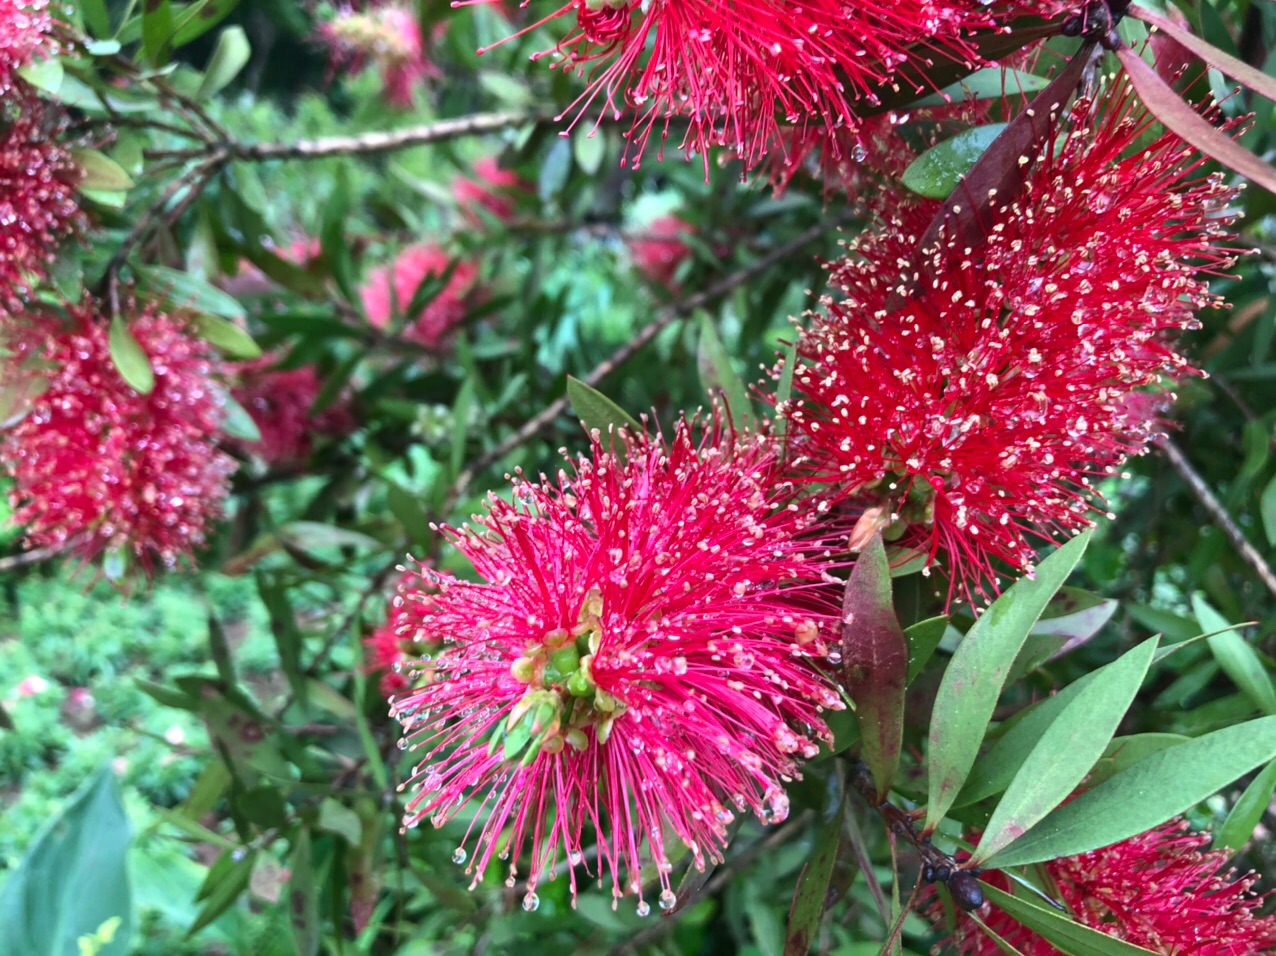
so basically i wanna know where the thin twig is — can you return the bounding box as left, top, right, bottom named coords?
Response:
left=449, top=215, right=848, bottom=504
left=0, top=540, right=73, bottom=573
left=1157, top=435, right=1276, bottom=600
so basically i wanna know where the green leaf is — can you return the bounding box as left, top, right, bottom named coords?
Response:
left=537, top=137, right=572, bottom=202
left=17, top=56, right=64, bottom=94
left=908, top=67, right=1050, bottom=107
left=566, top=376, right=641, bottom=438
left=172, top=0, right=242, bottom=47
left=1087, top=733, right=1188, bottom=788
left=196, top=24, right=249, bottom=99
left=220, top=390, right=262, bottom=442
left=188, top=849, right=253, bottom=937
left=984, top=716, right=1276, bottom=867
left=288, top=831, right=320, bottom=956
left=974, top=637, right=1159, bottom=864
left=1194, top=595, right=1276, bottom=715
left=775, top=338, right=798, bottom=443
left=784, top=797, right=844, bottom=956
left=258, top=575, right=306, bottom=707
left=841, top=534, right=909, bottom=797
left=573, top=125, right=606, bottom=175
left=1261, top=473, right=1276, bottom=546
left=0, top=766, right=133, bottom=956
left=71, top=148, right=135, bottom=191
left=80, top=0, right=111, bottom=36
left=905, top=616, right=947, bottom=684
left=925, top=532, right=1090, bottom=829
left=982, top=884, right=1159, bottom=956
left=901, top=124, right=1009, bottom=200
left=191, top=313, right=261, bottom=359
left=450, top=377, right=475, bottom=478
left=207, top=609, right=236, bottom=686
left=278, top=521, right=383, bottom=553
left=697, top=312, right=753, bottom=430
left=109, top=315, right=155, bottom=395
left=141, top=0, right=174, bottom=66
left=136, top=265, right=248, bottom=322
left=1216, top=758, right=1276, bottom=851
left=317, top=798, right=363, bottom=845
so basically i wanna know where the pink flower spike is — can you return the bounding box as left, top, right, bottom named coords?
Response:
left=0, top=0, right=54, bottom=94
left=230, top=356, right=355, bottom=467
left=453, top=156, right=529, bottom=225
left=627, top=215, right=694, bottom=291
left=361, top=243, right=480, bottom=350
left=389, top=416, right=842, bottom=911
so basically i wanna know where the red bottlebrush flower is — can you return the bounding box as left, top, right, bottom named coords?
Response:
left=945, top=820, right=1276, bottom=955
left=1, top=300, right=235, bottom=572
left=777, top=77, right=1241, bottom=606
left=390, top=417, right=842, bottom=911
left=361, top=243, right=479, bottom=349
left=470, top=0, right=1047, bottom=174
left=317, top=2, right=438, bottom=107
left=366, top=567, right=442, bottom=696
left=230, top=356, right=355, bottom=466
left=0, top=0, right=53, bottom=94
left=627, top=215, right=694, bottom=290
left=452, top=156, right=528, bottom=224
left=0, top=90, right=82, bottom=311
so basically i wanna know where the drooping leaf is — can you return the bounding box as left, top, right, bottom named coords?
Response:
left=926, top=532, right=1091, bottom=829
left=1261, top=473, right=1276, bottom=547
left=172, top=0, right=241, bottom=47
left=841, top=533, right=909, bottom=798
left=192, top=314, right=262, bottom=359
left=785, top=790, right=844, bottom=956
left=1216, top=758, right=1276, bottom=852
left=697, top=312, right=754, bottom=430
left=1129, top=5, right=1276, bottom=104
left=566, top=376, right=641, bottom=438
left=109, top=315, right=155, bottom=395
left=984, top=716, right=1276, bottom=867
left=0, top=766, right=133, bottom=956
left=974, top=637, right=1159, bottom=863
left=1193, top=595, right=1276, bottom=715
left=1115, top=47, right=1276, bottom=196
left=982, top=884, right=1160, bottom=956
left=196, top=24, right=250, bottom=99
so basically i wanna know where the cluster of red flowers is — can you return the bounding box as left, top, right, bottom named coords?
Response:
left=316, top=1, right=438, bottom=107
left=950, top=820, right=1276, bottom=954
left=0, top=300, right=235, bottom=572
left=389, top=418, right=842, bottom=910
left=778, top=77, right=1240, bottom=605
left=361, top=243, right=481, bottom=349
left=231, top=356, right=356, bottom=467
left=0, top=0, right=53, bottom=93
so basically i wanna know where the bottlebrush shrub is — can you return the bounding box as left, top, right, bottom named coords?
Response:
left=945, top=820, right=1276, bottom=954
left=388, top=417, right=843, bottom=911
left=468, top=0, right=1057, bottom=174
left=361, top=243, right=480, bottom=349
left=452, top=156, right=528, bottom=225
left=0, top=88, right=82, bottom=311
left=0, top=0, right=54, bottom=94
left=0, top=300, right=235, bottom=573
left=316, top=1, right=437, bottom=107
left=776, top=77, right=1242, bottom=606
left=230, top=356, right=355, bottom=467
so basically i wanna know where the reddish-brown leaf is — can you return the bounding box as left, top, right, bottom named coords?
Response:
left=1130, top=4, right=1276, bottom=105
left=1116, top=47, right=1276, bottom=197
left=841, top=533, right=909, bottom=800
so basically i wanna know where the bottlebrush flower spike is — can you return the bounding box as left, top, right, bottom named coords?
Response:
left=390, top=417, right=842, bottom=911
left=317, top=2, right=437, bottom=107
left=946, top=820, right=1276, bottom=954
left=231, top=357, right=355, bottom=466
left=366, top=567, right=442, bottom=696
left=361, top=243, right=480, bottom=349
left=777, top=76, right=1242, bottom=606
left=0, top=300, right=235, bottom=573
left=0, top=90, right=82, bottom=311
left=0, top=0, right=53, bottom=94
left=627, top=215, right=694, bottom=290
left=467, top=0, right=1046, bottom=174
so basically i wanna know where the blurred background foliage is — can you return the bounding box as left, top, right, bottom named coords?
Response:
left=2, top=0, right=1276, bottom=954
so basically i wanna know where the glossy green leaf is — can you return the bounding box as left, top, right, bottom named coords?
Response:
left=908, top=67, right=1050, bottom=107
left=71, top=148, right=135, bottom=191
left=109, top=315, right=155, bottom=395
left=984, top=716, right=1276, bottom=867
left=141, top=0, right=174, bottom=65
left=925, top=532, right=1090, bottom=829
left=573, top=125, right=606, bottom=175
left=1194, top=595, right=1276, bottom=715
left=173, top=0, right=241, bottom=47
left=192, top=314, right=261, bottom=359
left=982, top=884, right=1159, bottom=956
left=841, top=534, right=909, bottom=798
left=136, top=265, right=247, bottom=322
left=905, top=616, right=947, bottom=684
left=697, top=312, right=753, bottom=430
left=901, top=123, right=1008, bottom=200
left=17, top=56, right=63, bottom=93
left=188, top=849, right=253, bottom=937
left=0, top=766, right=133, bottom=956
left=1087, top=733, right=1189, bottom=788
left=196, top=24, right=249, bottom=98
left=1260, top=473, right=1276, bottom=546
left=1216, top=758, right=1276, bottom=851
left=974, top=637, right=1158, bottom=863
left=566, top=376, right=641, bottom=438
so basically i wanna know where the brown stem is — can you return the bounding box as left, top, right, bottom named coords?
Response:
left=1156, top=435, right=1276, bottom=600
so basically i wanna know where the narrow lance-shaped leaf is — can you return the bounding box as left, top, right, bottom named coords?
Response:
left=1216, top=758, right=1276, bottom=852
left=925, top=532, right=1091, bottom=830
left=982, top=884, right=1160, bottom=956
left=1192, top=594, right=1276, bottom=715
left=984, top=715, right=1276, bottom=867
left=566, top=376, right=641, bottom=437
left=1115, top=46, right=1276, bottom=196
left=784, top=793, right=844, bottom=956
left=974, top=636, right=1159, bottom=864
left=109, top=315, right=155, bottom=395
left=1129, top=5, right=1276, bottom=105
left=841, top=533, right=909, bottom=798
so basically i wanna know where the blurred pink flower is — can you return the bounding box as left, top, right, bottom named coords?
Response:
left=627, top=215, right=694, bottom=290
left=317, top=2, right=439, bottom=107
left=231, top=356, right=355, bottom=466
left=390, top=417, right=842, bottom=911
left=453, top=156, right=528, bottom=224
left=361, top=243, right=479, bottom=349
left=0, top=0, right=53, bottom=94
